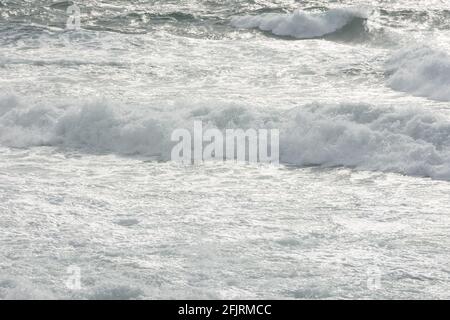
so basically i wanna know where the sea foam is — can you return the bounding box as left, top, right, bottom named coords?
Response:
left=386, top=45, right=450, bottom=101
left=0, top=95, right=174, bottom=157
left=2, top=95, right=450, bottom=180
left=281, top=103, right=450, bottom=180
left=230, top=7, right=369, bottom=39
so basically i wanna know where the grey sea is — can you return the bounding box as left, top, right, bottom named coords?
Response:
left=0, top=0, right=449, bottom=299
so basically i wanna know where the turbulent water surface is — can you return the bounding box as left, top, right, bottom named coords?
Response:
left=0, top=0, right=450, bottom=299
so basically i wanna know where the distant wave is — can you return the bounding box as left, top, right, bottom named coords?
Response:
left=378, top=8, right=450, bottom=31
left=2, top=95, right=450, bottom=180
left=230, top=7, right=369, bottom=39
left=386, top=45, right=450, bottom=101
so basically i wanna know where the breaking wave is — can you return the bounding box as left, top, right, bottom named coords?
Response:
left=281, top=103, right=450, bottom=181
left=0, top=95, right=175, bottom=158
left=230, top=7, right=370, bottom=39
left=2, top=95, right=450, bottom=180
left=386, top=45, right=450, bottom=101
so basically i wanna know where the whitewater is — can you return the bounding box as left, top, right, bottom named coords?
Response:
left=0, top=0, right=449, bottom=299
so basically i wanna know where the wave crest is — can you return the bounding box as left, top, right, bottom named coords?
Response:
left=386, top=45, right=450, bottom=101
left=0, top=96, right=173, bottom=157
left=2, top=95, right=450, bottom=180
left=281, top=103, right=450, bottom=180
left=230, top=7, right=369, bottom=39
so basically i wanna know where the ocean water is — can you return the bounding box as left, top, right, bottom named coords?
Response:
left=0, top=0, right=449, bottom=299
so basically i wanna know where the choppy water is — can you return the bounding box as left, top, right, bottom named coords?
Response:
left=0, top=0, right=449, bottom=299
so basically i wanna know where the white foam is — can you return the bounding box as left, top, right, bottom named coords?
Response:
left=386, top=45, right=450, bottom=101
left=0, top=278, right=55, bottom=300
left=2, top=95, right=450, bottom=180
left=0, top=95, right=174, bottom=157
left=230, top=7, right=368, bottom=39
left=281, top=103, right=450, bottom=180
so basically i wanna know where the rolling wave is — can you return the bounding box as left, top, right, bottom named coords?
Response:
left=281, top=103, right=450, bottom=181
left=230, top=7, right=370, bottom=40
left=2, top=95, right=450, bottom=180
left=386, top=45, right=450, bottom=102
